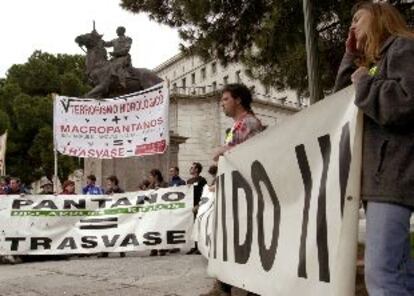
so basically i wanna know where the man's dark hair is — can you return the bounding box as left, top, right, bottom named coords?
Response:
left=208, top=165, right=218, bottom=177
left=192, top=162, right=203, bottom=174
left=10, top=177, right=21, bottom=184
left=222, top=83, right=253, bottom=112
left=150, top=169, right=164, bottom=182
left=171, top=166, right=179, bottom=173
left=87, top=174, right=96, bottom=182
left=139, top=179, right=151, bottom=190
left=107, top=175, right=119, bottom=186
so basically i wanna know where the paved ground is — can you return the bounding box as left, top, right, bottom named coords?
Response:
left=0, top=252, right=215, bottom=296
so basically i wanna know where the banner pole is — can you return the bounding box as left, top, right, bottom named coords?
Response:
left=2, top=130, right=7, bottom=176
left=52, top=93, right=59, bottom=193
left=54, top=148, right=58, bottom=193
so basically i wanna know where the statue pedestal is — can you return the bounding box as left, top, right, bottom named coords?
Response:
left=84, top=132, right=187, bottom=191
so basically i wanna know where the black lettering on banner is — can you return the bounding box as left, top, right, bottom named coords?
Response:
left=232, top=171, right=253, bottom=264
left=30, top=237, right=52, bottom=250
left=143, top=232, right=162, bottom=245
left=296, top=144, right=313, bottom=279
left=91, top=198, right=112, bottom=208
left=252, top=160, right=281, bottom=272
left=221, top=174, right=228, bottom=261
left=63, top=199, right=86, bottom=209
left=12, top=199, right=33, bottom=209
left=161, top=192, right=185, bottom=202
left=81, top=236, right=98, bottom=249
left=102, top=235, right=120, bottom=247
left=136, top=194, right=156, bottom=205
left=57, top=237, right=77, bottom=250
left=296, top=135, right=332, bottom=282
left=339, top=123, right=351, bottom=217
left=111, top=198, right=132, bottom=208
left=317, top=135, right=331, bottom=283
left=167, top=230, right=186, bottom=244
left=79, top=217, right=118, bottom=230
left=5, top=237, right=26, bottom=251
left=33, top=200, right=58, bottom=210
left=120, top=234, right=139, bottom=247
left=213, top=176, right=220, bottom=259
left=60, top=99, right=74, bottom=113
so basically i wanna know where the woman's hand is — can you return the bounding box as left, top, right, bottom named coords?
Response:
left=351, top=67, right=369, bottom=84
left=346, top=29, right=358, bottom=55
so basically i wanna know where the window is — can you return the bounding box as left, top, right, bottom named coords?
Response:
left=211, top=62, right=217, bottom=74
left=182, top=78, right=186, bottom=88
left=235, top=70, right=241, bottom=83
left=201, top=67, right=206, bottom=80
left=223, top=75, right=229, bottom=85
left=264, top=85, right=270, bottom=95
left=172, top=83, right=177, bottom=90
left=202, top=87, right=206, bottom=94
left=191, top=73, right=196, bottom=84
left=212, top=81, right=217, bottom=92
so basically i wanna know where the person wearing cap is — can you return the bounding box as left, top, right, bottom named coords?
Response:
left=38, top=177, right=54, bottom=195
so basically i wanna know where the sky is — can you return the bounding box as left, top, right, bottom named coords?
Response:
left=0, top=0, right=181, bottom=78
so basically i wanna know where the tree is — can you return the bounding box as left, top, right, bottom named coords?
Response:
left=0, top=51, right=90, bottom=184
left=120, top=0, right=413, bottom=96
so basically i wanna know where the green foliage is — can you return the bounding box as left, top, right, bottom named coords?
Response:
left=0, top=110, right=10, bottom=134
left=120, top=0, right=413, bottom=95
left=0, top=51, right=89, bottom=184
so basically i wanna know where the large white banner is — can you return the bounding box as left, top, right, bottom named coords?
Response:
left=0, top=186, right=193, bottom=255
left=207, top=87, right=363, bottom=296
left=0, top=131, right=7, bottom=175
left=54, top=83, right=169, bottom=158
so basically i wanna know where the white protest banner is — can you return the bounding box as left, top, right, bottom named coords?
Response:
left=54, top=83, right=169, bottom=158
left=208, top=86, right=363, bottom=296
left=0, top=131, right=7, bottom=175
left=0, top=186, right=193, bottom=255
left=193, top=186, right=215, bottom=258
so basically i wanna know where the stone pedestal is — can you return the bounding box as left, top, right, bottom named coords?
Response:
left=84, top=132, right=187, bottom=191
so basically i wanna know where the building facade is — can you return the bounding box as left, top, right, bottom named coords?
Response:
left=154, top=53, right=306, bottom=109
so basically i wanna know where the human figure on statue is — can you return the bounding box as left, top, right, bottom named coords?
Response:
left=104, top=26, right=133, bottom=88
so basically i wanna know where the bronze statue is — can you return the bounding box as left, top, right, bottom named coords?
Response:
left=75, top=26, right=162, bottom=98
left=103, top=26, right=132, bottom=88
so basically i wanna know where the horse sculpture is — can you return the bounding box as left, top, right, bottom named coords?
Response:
left=75, top=30, right=163, bottom=98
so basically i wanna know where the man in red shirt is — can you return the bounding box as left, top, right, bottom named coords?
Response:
left=213, top=83, right=264, bottom=162
left=208, top=83, right=262, bottom=296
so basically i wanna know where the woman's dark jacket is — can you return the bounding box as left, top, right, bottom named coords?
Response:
left=334, top=36, right=414, bottom=208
